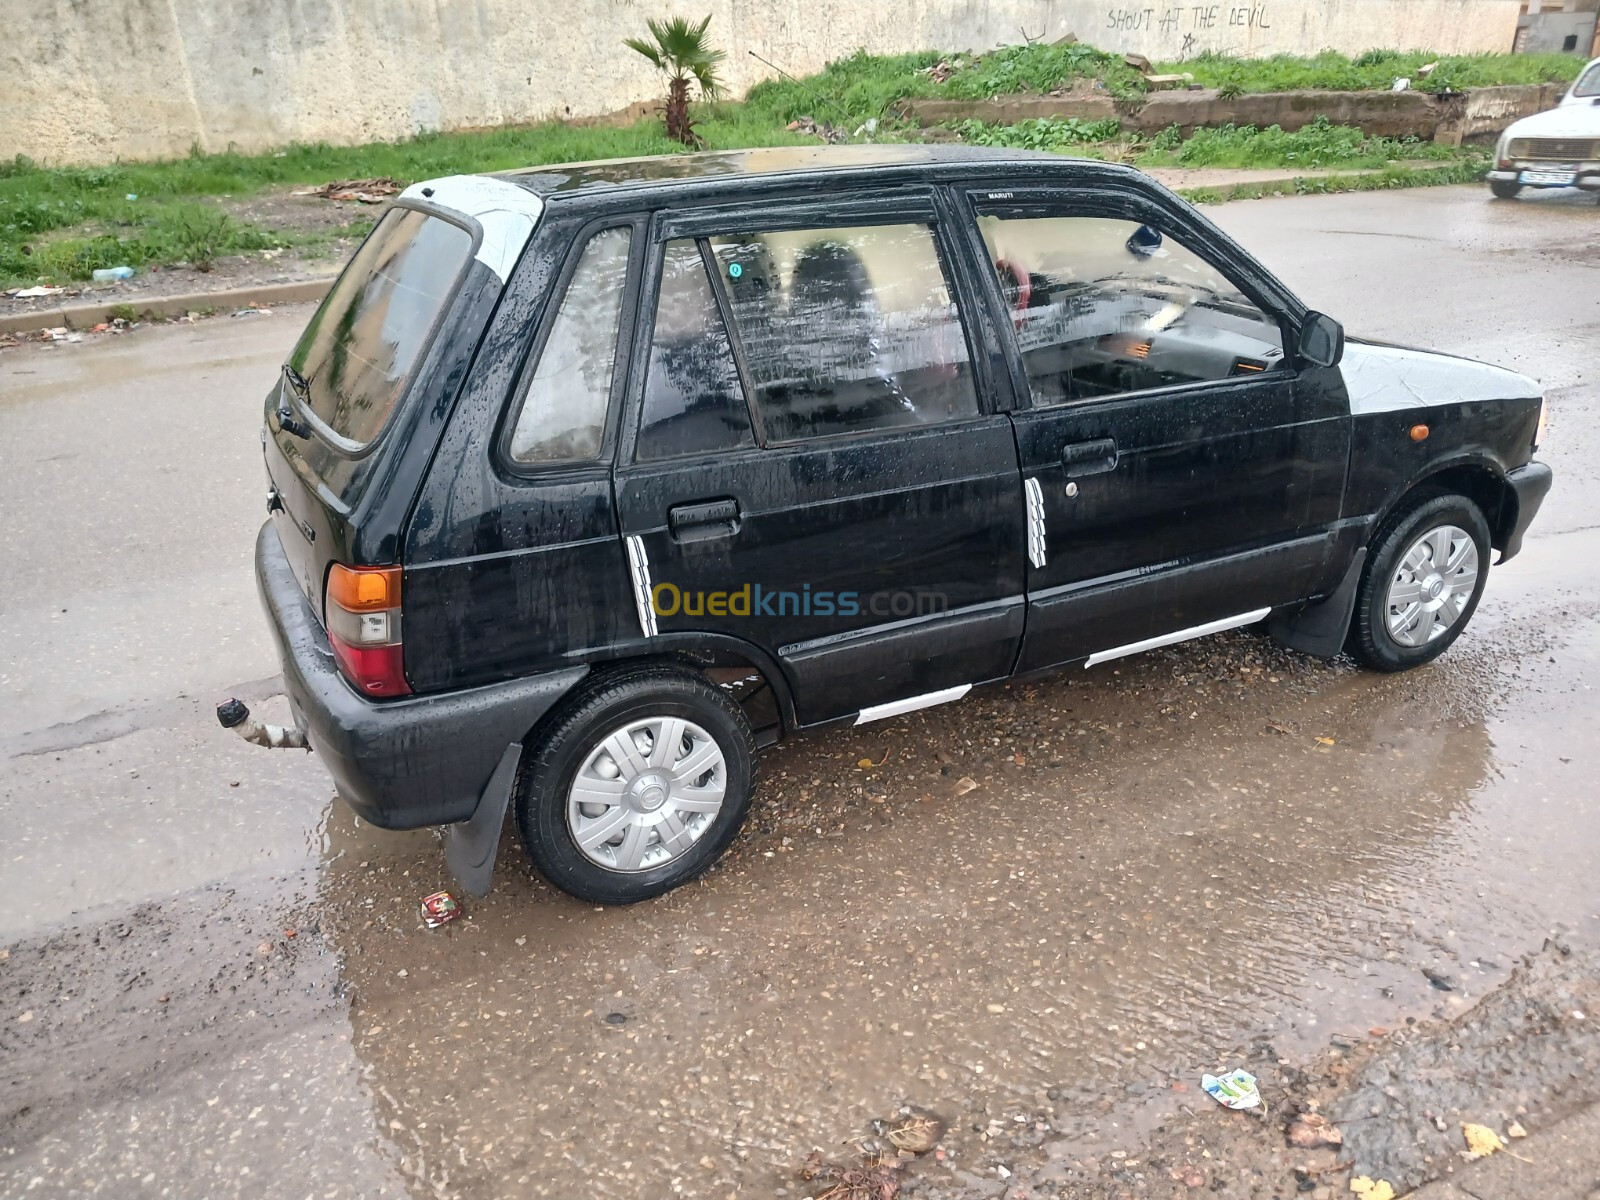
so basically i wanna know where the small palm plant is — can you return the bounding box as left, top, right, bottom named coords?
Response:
left=624, top=14, right=726, bottom=147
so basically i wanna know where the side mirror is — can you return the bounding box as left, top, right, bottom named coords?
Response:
left=1298, top=311, right=1344, bottom=368
left=1125, top=224, right=1163, bottom=258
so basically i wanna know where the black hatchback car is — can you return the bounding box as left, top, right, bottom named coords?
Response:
left=249, top=145, right=1550, bottom=905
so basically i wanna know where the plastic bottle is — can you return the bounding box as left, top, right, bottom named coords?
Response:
left=92, top=266, right=136, bottom=284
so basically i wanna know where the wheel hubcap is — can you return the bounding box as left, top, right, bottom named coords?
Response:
left=1384, top=523, right=1479, bottom=648
left=566, top=717, right=727, bottom=873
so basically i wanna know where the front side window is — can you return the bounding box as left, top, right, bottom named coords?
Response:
left=707, top=222, right=979, bottom=442
left=289, top=207, right=473, bottom=447
left=977, top=214, right=1284, bottom=406
left=509, top=226, right=632, bottom=463
left=636, top=239, right=755, bottom=462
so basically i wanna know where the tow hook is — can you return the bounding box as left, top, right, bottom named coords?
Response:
left=216, top=697, right=309, bottom=750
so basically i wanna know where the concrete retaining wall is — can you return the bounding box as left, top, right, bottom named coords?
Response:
left=3, top=0, right=1520, bottom=166
left=906, top=82, right=1561, bottom=139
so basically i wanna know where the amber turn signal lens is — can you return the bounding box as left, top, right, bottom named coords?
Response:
left=1410, top=424, right=1430, bottom=442
left=327, top=564, right=401, bottom=611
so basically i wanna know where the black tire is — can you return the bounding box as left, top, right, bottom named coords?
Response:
left=1489, top=180, right=1522, bottom=200
left=514, top=663, right=755, bottom=904
left=1346, top=491, right=1491, bottom=672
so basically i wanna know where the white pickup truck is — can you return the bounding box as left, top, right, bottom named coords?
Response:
left=1487, top=56, right=1600, bottom=199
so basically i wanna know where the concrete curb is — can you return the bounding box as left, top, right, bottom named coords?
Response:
left=1403, top=1100, right=1600, bottom=1199
left=0, top=277, right=331, bottom=336
left=904, top=82, right=1562, bottom=141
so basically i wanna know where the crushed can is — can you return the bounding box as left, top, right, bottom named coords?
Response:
left=420, top=891, right=461, bottom=928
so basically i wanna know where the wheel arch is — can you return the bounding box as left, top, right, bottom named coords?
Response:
left=523, top=634, right=796, bottom=752
left=1379, top=458, right=1520, bottom=555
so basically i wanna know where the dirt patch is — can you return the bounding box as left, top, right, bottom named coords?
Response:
left=877, top=942, right=1600, bottom=1200
left=0, top=876, right=340, bottom=1150
left=0, top=189, right=372, bottom=322
left=220, top=188, right=381, bottom=239
left=0, top=250, right=341, bottom=321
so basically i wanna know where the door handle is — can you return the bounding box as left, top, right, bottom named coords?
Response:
left=668, top=497, right=742, bottom=543
left=1061, top=437, right=1118, bottom=477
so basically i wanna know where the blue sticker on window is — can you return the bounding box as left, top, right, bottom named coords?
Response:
left=728, top=262, right=743, bottom=279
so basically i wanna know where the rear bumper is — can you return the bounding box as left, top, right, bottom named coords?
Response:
left=254, top=522, right=585, bottom=829
left=1486, top=168, right=1600, bottom=191
left=1499, top=460, right=1552, bottom=564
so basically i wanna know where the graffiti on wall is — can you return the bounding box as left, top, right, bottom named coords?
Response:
left=1105, top=2, right=1271, bottom=54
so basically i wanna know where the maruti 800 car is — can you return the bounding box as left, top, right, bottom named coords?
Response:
left=239, top=146, right=1551, bottom=905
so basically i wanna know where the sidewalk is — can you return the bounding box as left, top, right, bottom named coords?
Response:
left=1409, top=1102, right=1600, bottom=1200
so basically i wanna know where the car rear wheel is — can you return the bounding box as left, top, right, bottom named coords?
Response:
left=515, top=664, right=755, bottom=904
left=1346, top=492, right=1490, bottom=672
left=1489, top=180, right=1522, bottom=200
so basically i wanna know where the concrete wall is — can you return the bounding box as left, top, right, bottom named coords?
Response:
left=907, top=81, right=1563, bottom=138
left=2, top=0, right=1522, bottom=166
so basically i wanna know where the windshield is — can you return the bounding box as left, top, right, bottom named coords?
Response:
left=1572, top=61, right=1600, bottom=99
left=287, top=207, right=473, bottom=447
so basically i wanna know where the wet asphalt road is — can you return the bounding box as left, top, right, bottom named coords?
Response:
left=1, top=184, right=1597, bottom=1199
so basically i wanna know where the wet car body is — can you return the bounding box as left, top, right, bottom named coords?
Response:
left=252, top=145, right=1551, bottom=901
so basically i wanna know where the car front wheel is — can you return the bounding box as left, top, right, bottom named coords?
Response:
left=515, top=664, right=756, bottom=904
left=1489, top=180, right=1522, bottom=200
left=1347, top=492, right=1491, bottom=672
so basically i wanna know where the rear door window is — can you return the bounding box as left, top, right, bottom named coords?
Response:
left=636, top=238, right=755, bottom=461
left=706, top=223, right=978, bottom=442
left=288, top=207, right=473, bottom=447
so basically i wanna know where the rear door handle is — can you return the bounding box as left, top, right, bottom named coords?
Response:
left=1061, top=437, right=1119, bottom=477
left=668, top=497, right=742, bottom=543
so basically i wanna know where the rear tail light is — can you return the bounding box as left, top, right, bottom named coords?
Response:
left=325, top=564, right=410, bottom=697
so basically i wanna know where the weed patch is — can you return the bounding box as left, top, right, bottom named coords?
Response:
left=1167, top=48, right=1583, bottom=95
left=1137, top=116, right=1461, bottom=170
left=953, top=116, right=1123, bottom=152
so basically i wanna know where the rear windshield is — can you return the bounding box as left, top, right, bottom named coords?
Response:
left=287, top=207, right=474, bottom=447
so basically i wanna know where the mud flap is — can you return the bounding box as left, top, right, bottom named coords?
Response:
left=444, top=743, right=521, bottom=898
left=1267, top=548, right=1366, bottom=660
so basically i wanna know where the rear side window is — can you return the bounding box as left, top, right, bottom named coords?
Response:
left=288, top=207, right=473, bottom=447
left=636, top=239, right=755, bottom=462
left=510, top=226, right=632, bottom=463
left=708, top=222, right=978, bottom=443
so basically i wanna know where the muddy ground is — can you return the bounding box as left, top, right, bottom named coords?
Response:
left=2, top=184, right=1598, bottom=1200
left=0, top=192, right=372, bottom=319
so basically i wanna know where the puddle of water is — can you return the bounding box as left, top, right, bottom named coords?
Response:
left=310, top=569, right=1600, bottom=1197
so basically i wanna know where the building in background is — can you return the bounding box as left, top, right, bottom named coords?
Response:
left=1515, top=0, right=1600, bottom=54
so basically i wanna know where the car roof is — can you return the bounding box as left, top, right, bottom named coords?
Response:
left=487, top=143, right=1135, bottom=200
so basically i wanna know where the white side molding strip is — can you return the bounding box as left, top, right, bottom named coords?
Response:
left=1084, top=607, right=1271, bottom=668
left=1024, top=477, right=1047, bottom=569
left=854, top=684, right=972, bottom=726
left=624, top=535, right=658, bottom=638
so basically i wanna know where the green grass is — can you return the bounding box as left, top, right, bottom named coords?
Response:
left=1164, top=48, right=1584, bottom=96
left=1178, top=155, right=1491, bottom=203
left=952, top=116, right=1124, bottom=153
left=944, top=113, right=1473, bottom=172
left=741, top=41, right=1146, bottom=129
left=1136, top=115, right=1463, bottom=170
left=1, top=112, right=809, bottom=286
